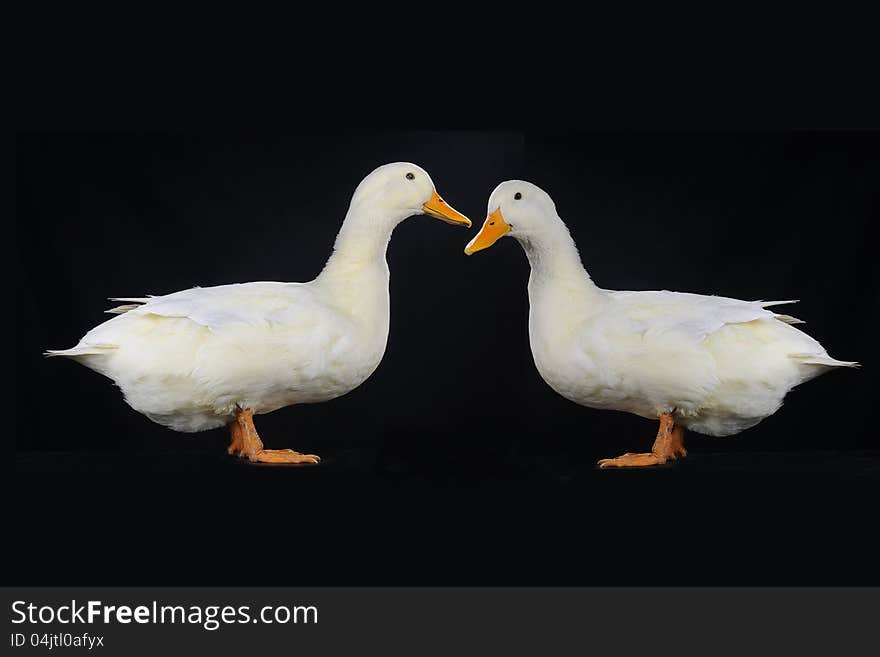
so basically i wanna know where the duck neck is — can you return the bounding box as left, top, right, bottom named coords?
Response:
left=314, top=202, right=405, bottom=326
left=518, top=218, right=603, bottom=323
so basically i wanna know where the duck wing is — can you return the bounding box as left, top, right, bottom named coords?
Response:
left=116, top=282, right=322, bottom=330
left=607, top=290, right=803, bottom=342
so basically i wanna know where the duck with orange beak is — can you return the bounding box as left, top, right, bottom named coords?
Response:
left=465, top=180, right=857, bottom=467
left=47, top=163, right=472, bottom=464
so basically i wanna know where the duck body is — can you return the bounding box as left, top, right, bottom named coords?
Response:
left=47, top=162, right=472, bottom=462
left=57, top=277, right=390, bottom=432
left=529, top=283, right=844, bottom=437
left=466, top=180, right=857, bottom=466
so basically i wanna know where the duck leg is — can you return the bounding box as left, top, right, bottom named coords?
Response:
left=227, top=417, right=245, bottom=455
left=597, top=412, right=687, bottom=468
left=227, top=407, right=320, bottom=464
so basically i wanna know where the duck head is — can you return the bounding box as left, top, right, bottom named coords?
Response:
left=349, top=162, right=471, bottom=229
left=464, top=180, right=558, bottom=254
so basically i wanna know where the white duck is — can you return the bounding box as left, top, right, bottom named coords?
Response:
left=464, top=181, right=858, bottom=468
left=47, top=162, right=471, bottom=463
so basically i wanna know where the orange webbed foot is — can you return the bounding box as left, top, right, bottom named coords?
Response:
left=598, top=452, right=665, bottom=468
left=248, top=449, right=321, bottom=465
left=597, top=414, right=687, bottom=469
left=227, top=408, right=321, bottom=465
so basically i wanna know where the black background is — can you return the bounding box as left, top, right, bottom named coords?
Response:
left=14, top=131, right=878, bottom=586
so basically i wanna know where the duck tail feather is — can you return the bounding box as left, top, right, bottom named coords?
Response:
left=108, top=296, right=152, bottom=304
left=760, top=299, right=800, bottom=308
left=44, top=344, right=118, bottom=358
left=789, top=353, right=860, bottom=368
left=105, top=304, right=142, bottom=314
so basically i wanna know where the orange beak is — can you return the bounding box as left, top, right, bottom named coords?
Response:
left=464, top=208, right=510, bottom=255
left=422, top=189, right=472, bottom=227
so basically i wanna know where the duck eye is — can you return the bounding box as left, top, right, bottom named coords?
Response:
left=514, top=192, right=522, bottom=200
left=406, top=172, right=415, bottom=180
